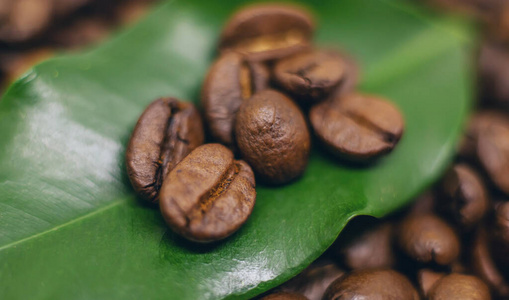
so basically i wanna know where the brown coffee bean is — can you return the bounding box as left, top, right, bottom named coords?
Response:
left=490, top=202, right=509, bottom=266
left=235, top=90, right=310, bottom=184
left=397, top=214, right=460, bottom=265
left=309, top=94, right=404, bottom=162
left=428, top=274, right=491, bottom=300
left=260, top=292, right=308, bottom=300
left=126, top=98, right=204, bottom=203
left=477, top=119, right=509, bottom=195
left=159, top=143, right=256, bottom=242
left=219, top=4, right=314, bottom=61
left=273, top=49, right=347, bottom=102
left=472, top=227, right=509, bottom=298
left=417, top=269, right=445, bottom=297
left=201, top=51, right=269, bottom=148
left=322, top=269, right=419, bottom=300
left=329, top=52, right=360, bottom=99
left=478, top=40, right=509, bottom=109
left=279, top=258, right=344, bottom=300
left=333, top=218, right=395, bottom=270
left=438, top=164, right=489, bottom=230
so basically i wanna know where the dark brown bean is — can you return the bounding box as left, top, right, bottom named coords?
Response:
left=397, top=214, right=460, bottom=266
left=489, top=202, right=509, bottom=266
left=273, top=49, right=347, bottom=102
left=201, top=52, right=269, bottom=148
left=309, top=94, right=404, bottom=162
left=322, top=269, right=419, bottom=300
left=472, top=227, right=509, bottom=298
left=159, top=143, right=256, bottom=242
left=417, top=269, right=445, bottom=297
left=477, top=119, right=509, bottom=195
left=260, top=292, right=308, bottom=300
left=235, top=90, right=311, bottom=184
left=428, top=273, right=491, bottom=300
left=478, top=40, right=509, bottom=109
left=438, top=164, right=489, bottom=230
left=126, top=98, right=204, bottom=203
left=333, top=218, right=395, bottom=270
left=329, top=52, right=360, bottom=99
left=219, top=4, right=314, bottom=61
left=279, top=258, right=344, bottom=300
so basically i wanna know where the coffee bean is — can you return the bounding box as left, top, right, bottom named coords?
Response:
left=260, top=292, right=308, bottom=300
left=472, top=227, right=509, bottom=298
left=273, top=49, right=347, bottom=102
left=279, top=258, right=344, bottom=300
left=397, top=214, right=460, bottom=265
left=428, top=273, right=491, bottom=300
left=201, top=51, right=269, bottom=148
left=126, top=98, right=204, bottom=203
left=159, top=143, right=256, bottom=242
left=235, top=89, right=311, bottom=184
left=219, top=4, right=314, bottom=61
left=489, top=202, right=509, bottom=266
left=329, top=52, right=360, bottom=99
left=458, top=111, right=509, bottom=159
left=309, top=93, right=404, bottom=162
left=477, top=118, right=509, bottom=195
left=322, top=269, right=419, bottom=300
left=438, top=164, right=489, bottom=230
left=417, top=269, right=445, bottom=297
left=478, top=40, right=509, bottom=109
left=333, top=217, right=395, bottom=270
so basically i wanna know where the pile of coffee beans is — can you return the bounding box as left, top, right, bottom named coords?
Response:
left=126, top=3, right=404, bottom=243
left=257, top=116, right=509, bottom=299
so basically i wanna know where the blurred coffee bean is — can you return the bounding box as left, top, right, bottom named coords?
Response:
left=328, top=52, right=359, bottom=99
left=477, top=119, right=509, bottom=195
left=409, top=190, right=436, bottom=216
left=0, top=48, right=53, bottom=86
left=425, top=0, right=503, bottom=19
left=322, top=269, right=419, bottom=300
left=489, top=202, right=509, bottom=266
left=260, top=292, right=308, bottom=300
left=417, top=269, right=445, bottom=297
left=310, top=93, right=404, bottom=162
left=219, top=4, right=314, bottom=61
left=278, top=258, right=344, bottom=300
left=273, top=49, right=346, bottom=103
left=478, top=40, right=509, bottom=109
left=235, top=90, right=310, bottom=185
left=202, top=52, right=269, bottom=148
left=472, top=227, right=509, bottom=298
left=332, top=217, right=395, bottom=270
left=438, top=164, right=489, bottom=230
left=50, top=17, right=111, bottom=49
left=428, top=273, right=491, bottom=300
left=458, top=110, right=509, bottom=159
left=397, top=214, right=460, bottom=266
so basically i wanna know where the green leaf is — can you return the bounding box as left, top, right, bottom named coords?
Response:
left=0, top=0, right=472, bottom=299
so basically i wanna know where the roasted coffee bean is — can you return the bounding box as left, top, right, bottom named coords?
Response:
left=490, top=202, right=509, bottom=266
left=472, top=227, right=509, bottom=298
left=201, top=51, right=269, bottom=148
left=219, top=4, right=314, bottom=61
left=397, top=214, right=460, bottom=265
left=159, top=143, right=256, bottom=242
left=438, top=164, right=489, bottom=230
left=322, top=269, right=419, bottom=300
left=428, top=273, right=491, bottom=300
left=417, top=269, right=445, bottom=297
left=273, top=49, right=347, bottom=102
left=235, top=90, right=310, bottom=184
left=478, top=40, right=509, bottom=109
left=260, top=292, right=308, bottom=300
left=309, top=94, right=404, bottom=162
left=329, top=52, right=360, bottom=99
left=333, top=217, right=395, bottom=270
left=477, top=118, right=509, bottom=195
left=279, top=258, right=344, bottom=300
left=126, top=98, right=204, bottom=203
